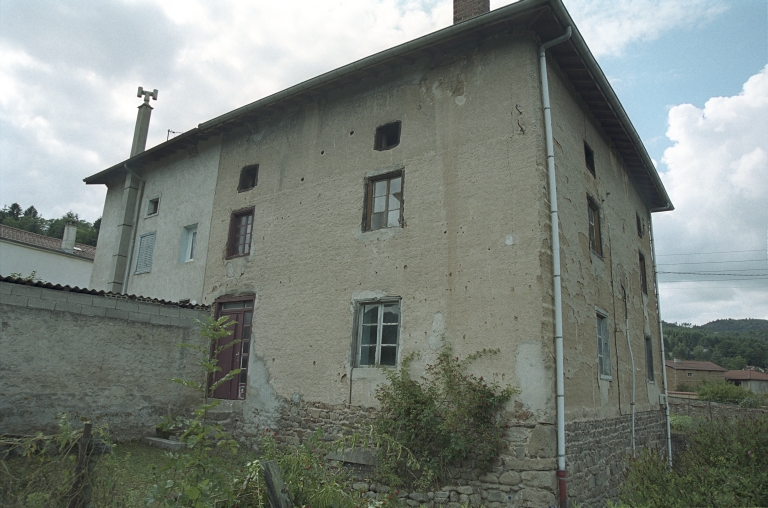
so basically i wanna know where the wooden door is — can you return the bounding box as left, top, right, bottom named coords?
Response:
left=210, top=298, right=253, bottom=400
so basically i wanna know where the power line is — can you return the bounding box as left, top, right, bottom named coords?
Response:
left=660, top=286, right=768, bottom=290
left=657, top=259, right=767, bottom=266
left=656, top=249, right=765, bottom=257
left=657, top=271, right=768, bottom=277
left=660, top=278, right=768, bottom=282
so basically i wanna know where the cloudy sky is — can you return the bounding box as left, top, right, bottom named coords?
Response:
left=1, top=0, right=766, bottom=325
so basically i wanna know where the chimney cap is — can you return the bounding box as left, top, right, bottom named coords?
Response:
left=454, top=0, right=490, bottom=24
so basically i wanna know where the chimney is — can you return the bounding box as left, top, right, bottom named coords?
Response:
left=131, top=87, right=158, bottom=157
left=61, top=222, right=77, bottom=254
left=454, top=0, right=490, bottom=24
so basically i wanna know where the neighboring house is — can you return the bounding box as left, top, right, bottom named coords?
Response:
left=726, top=369, right=768, bottom=394
left=0, top=224, right=95, bottom=288
left=85, top=0, right=673, bottom=504
left=665, top=359, right=727, bottom=391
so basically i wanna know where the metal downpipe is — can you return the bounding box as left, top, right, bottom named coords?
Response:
left=623, top=286, right=636, bottom=454
left=539, top=26, right=572, bottom=508
left=649, top=215, right=673, bottom=467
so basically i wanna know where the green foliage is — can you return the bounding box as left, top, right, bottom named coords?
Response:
left=696, top=380, right=751, bottom=404
left=373, top=346, right=518, bottom=489
left=663, top=319, right=768, bottom=369
left=620, top=415, right=768, bottom=507
left=1, top=203, right=100, bottom=246
left=739, top=392, right=768, bottom=408
left=668, top=414, right=695, bottom=433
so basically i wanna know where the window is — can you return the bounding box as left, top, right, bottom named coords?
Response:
left=639, top=252, right=648, bottom=294
left=211, top=297, right=254, bottom=400
left=584, top=142, right=595, bottom=176
left=374, top=121, right=401, bottom=151
left=636, top=213, right=644, bottom=238
left=588, top=197, right=602, bottom=256
left=146, top=197, right=160, bottom=216
left=227, top=207, right=254, bottom=258
left=355, top=300, right=400, bottom=367
left=596, top=311, right=611, bottom=378
left=645, top=334, right=655, bottom=382
left=180, top=224, right=198, bottom=263
left=238, top=165, right=259, bottom=192
left=364, top=171, right=403, bottom=231
left=687, top=372, right=693, bottom=377
left=135, top=232, right=156, bottom=274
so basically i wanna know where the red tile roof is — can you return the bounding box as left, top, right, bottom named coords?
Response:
left=665, top=360, right=727, bottom=372
left=725, top=369, right=768, bottom=381
left=0, top=224, right=96, bottom=260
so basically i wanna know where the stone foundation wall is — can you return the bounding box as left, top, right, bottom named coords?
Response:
left=247, top=399, right=559, bottom=507
left=566, top=410, right=667, bottom=507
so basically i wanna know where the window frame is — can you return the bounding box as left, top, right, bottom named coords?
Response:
left=596, top=309, right=612, bottom=380
left=226, top=207, right=254, bottom=259
left=639, top=252, right=648, bottom=295
left=353, top=298, right=401, bottom=368
left=584, top=142, right=595, bottom=176
left=135, top=231, right=156, bottom=274
left=211, top=295, right=254, bottom=400
left=374, top=121, right=402, bottom=151
left=179, top=224, right=198, bottom=263
left=588, top=196, right=603, bottom=257
left=636, top=213, right=645, bottom=238
left=146, top=196, right=160, bottom=217
left=238, top=164, right=259, bottom=192
left=363, top=170, right=404, bottom=232
left=645, top=334, right=655, bottom=382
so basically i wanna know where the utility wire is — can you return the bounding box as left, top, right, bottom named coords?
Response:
left=656, top=249, right=765, bottom=257
left=658, top=271, right=768, bottom=277
left=657, top=259, right=767, bottom=266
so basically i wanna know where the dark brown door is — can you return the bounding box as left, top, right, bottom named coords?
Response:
left=210, top=298, right=253, bottom=400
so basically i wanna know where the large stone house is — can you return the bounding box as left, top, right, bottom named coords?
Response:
left=85, top=0, right=673, bottom=505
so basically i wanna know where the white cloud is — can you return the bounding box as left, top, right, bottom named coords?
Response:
left=654, top=66, right=768, bottom=324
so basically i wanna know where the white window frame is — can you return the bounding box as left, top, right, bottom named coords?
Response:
left=596, top=308, right=612, bottom=380
left=179, top=224, right=198, bottom=263
left=146, top=195, right=161, bottom=217
left=354, top=299, right=401, bottom=367
left=135, top=231, right=156, bottom=274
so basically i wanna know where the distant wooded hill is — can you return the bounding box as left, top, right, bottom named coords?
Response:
left=663, top=319, right=768, bottom=370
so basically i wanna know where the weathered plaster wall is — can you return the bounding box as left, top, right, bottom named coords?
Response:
left=90, top=137, right=221, bottom=303
left=546, top=59, right=665, bottom=421
left=0, top=240, right=93, bottom=287
left=201, top=34, right=555, bottom=430
left=0, top=281, right=209, bottom=438
left=89, top=177, right=124, bottom=290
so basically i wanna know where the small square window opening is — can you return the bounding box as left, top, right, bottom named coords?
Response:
left=639, top=252, right=648, bottom=295
left=687, top=372, right=693, bottom=377
left=588, top=197, right=602, bottom=256
left=636, top=213, right=644, bottom=238
left=584, top=142, right=595, bottom=176
left=355, top=300, right=400, bottom=367
left=180, top=224, right=198, bottom=263
left=596, top=311, right=612, bottom=379
left=374, top=121, right=401, bottom=151
left=147, top=197, right=160, bottom=216
left=238, top=165, right=259, bottom=192
left=364, top=171, right=403, bottom=231
left=227, top=208, right=254, bottom=258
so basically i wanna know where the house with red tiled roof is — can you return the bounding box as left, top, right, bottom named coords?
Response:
left=726, top=369, right=768, bottom=394
left=0, top=223, right=95, bottom=288
left=665, top=359, right=727, bottom=391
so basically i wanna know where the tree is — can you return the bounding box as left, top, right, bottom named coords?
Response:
left=8, top=202, right=22, bottom=220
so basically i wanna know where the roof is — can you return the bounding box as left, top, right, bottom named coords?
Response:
left=665, top=360, right=727, bottom=372
left=0, top=275, right=210, bottom=310
left=0, top=224, right=96, bottom=261
left=84, top=0, right=672, bottom=212
left=726, top=369, right=768, bottom=381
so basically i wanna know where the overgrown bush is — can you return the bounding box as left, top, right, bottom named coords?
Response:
left=620, top=415, right=768, bottom=507
left=373, top=347, right=517, bottom=489
left=696, top=380, right=750, bottom=404
left=739, top=392, right=768, bottom=408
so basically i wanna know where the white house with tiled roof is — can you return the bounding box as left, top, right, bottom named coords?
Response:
left=0, top=224, right=95, bottom=288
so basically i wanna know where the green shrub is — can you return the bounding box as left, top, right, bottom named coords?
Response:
left=621, top=415, right=768, bottom=507
left=696, top=380, right=750, bottom=404
left=373, top=346, right=517, bottom=490
left=739, top=392, right=768, bottom=408
left=668, top=415, right=694, bottom=433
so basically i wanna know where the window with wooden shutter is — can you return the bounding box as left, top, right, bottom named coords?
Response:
left=135, top=232, right=156, bottom=274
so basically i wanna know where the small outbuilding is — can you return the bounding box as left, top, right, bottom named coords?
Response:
left=726, top=369, right=768, bottom=394
left=665, top=359, right=726, bottom=391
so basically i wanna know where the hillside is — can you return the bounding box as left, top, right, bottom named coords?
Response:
left=663, top=319, right=768, bottom=370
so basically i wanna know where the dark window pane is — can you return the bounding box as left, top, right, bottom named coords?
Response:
left=380, top=346, right=396, bottom=366
left=361, top=324, right=377, bottom=346
left=381, top=324, right=398, bottom=344
left=383, top=304, right=399, bottom=323
left=371, top=212, right=385, bottom=230
left=360, top=345, right=376, bottom=366
left=362, top=305, right=378, bottom=324
left=240, top=370, right=247, bottom=383
left=242, top=341, right=249, bottom=354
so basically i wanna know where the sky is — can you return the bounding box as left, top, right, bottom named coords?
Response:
left=0, top=0, right=766, bottom=325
